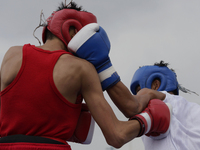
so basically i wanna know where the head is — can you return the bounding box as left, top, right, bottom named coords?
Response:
left=42, top=1, right=97, bottom=48
left=130, top=61, right=179, bottom=95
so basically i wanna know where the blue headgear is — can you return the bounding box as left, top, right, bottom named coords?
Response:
left=130, top=65, right=179, bottom=95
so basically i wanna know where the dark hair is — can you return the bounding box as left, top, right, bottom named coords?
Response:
left=154, top=60, right=169, bottom=67
left=45, top=1, right=86, bottom=41
left=56, top=2, right=85, bottom=11
left=154, top=60, right=178, bottom=95
left=45, top=29, right=55, bottom=40
left=154, top=60, right=175, bottom=73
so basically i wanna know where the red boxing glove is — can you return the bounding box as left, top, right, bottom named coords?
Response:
left=130, top=99, right=172, bottom=140
left=68, top=103, right=95, bottom=144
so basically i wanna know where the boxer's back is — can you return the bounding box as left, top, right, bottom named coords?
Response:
left=0, top=45, right=87, bottom=104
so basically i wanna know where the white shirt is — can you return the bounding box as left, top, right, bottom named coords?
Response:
left=142, top=91, right=200, bottom=150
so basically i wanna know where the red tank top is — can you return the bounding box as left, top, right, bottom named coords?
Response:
left=0, top=44, right=82, bottom=141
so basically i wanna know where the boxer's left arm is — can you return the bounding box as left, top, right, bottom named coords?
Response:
left=106, top=82, right=148, bottom=118
left=67, top=103, right=95, bottom=144
left=68, top=23, right=165, bottom=117
left=68, top=23, right=120, bottom=91
left=106, top=82, right=166, bottom=118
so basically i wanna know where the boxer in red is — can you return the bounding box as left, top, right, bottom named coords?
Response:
left=0, top=1, right=171, bottom=149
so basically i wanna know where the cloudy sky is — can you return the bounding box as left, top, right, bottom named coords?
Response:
left=1, top=0, right=200, bottom=150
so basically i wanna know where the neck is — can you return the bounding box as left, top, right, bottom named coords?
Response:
left=168, top=91, right=174, bottom=95
left=38, top=38, right=67, bottom=51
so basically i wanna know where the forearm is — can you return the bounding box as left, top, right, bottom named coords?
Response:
left=107, top=83, right=166, bottom=117
left=134, top=88, right=166, bottom=113
left=106, top=81, right=140, bottom=118
left=103, top=118, right=141, bottom=148
left=119, top=120, right=141, bottom=144
left=86, top=96, right=139, bottom=148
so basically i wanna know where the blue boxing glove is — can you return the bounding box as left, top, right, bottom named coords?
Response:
left=68, top=23, right=120, bottom=91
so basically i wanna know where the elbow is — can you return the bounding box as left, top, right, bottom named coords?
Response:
left=123, top=111, right=134, bottom=119
left=105, top=131, right=126, bottom=149
left=123, top=102, right=140, bottom=118
left=106, top=137, right=124, bottom=149
left=123, top=109, right=138, bottom=118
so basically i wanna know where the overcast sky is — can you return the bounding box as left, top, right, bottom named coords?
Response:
left=1, top=0, right=200, bottom=150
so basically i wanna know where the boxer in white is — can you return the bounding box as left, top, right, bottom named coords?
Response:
left=0, top=2, right=172, bottom=150
left=130, top=61, right=200, bottom=150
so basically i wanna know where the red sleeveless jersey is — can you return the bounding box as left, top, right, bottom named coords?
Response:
left=0, top=44, right=82, bottom=141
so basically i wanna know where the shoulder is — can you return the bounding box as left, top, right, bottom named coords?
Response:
left=4, top=46, right=23, bottom=58
left=55, top=54, right=98, bottom=83
left=7, top=46, right=23, bottom=52
left=60, top=54, right=96, bottom=72
left=2, top=46, right=23, bottom=64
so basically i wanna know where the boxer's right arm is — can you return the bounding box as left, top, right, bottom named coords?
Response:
left=78, top=59, right=172, bottom=147
left=79, top=60, right=141, bottom=148
left=107, top=84, right=171, bottom=139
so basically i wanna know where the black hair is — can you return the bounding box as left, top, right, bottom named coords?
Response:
left=56, top=1, right=86, bottom=11
left=154, top=60, right=175, bottom=73
left=154, top=60, right=169, bottom=67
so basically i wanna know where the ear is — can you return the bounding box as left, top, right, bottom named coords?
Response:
left=151, top=79, right=161, bottom=90
left=71, top=28, right=78, bottom=38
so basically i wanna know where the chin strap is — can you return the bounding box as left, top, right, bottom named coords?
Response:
left=178, top=84, right=199, bottom=96
left=33, top=10, right=47, bottom=46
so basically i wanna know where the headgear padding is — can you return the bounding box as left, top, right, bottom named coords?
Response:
left=42, top=9, right=97, bottom=47
left=130, top=66, right=179, bottom=95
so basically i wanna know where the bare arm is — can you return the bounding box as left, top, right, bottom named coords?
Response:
left=0, top=69, right=1, bottom=101
left=106, top=82, right=166, bottom=118
left=0, top=69, right=1, bottom=138
left=0, top=46, right=22, bottom=91
left=106, top=81, right=149, bottom=118
left=80, top=60, right=141, bottom=148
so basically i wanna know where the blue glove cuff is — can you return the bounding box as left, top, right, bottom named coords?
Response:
left=97, top=60, right=120, bottom=91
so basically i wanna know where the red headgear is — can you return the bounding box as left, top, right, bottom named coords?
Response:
left=42, top=9, right=97, bottom=46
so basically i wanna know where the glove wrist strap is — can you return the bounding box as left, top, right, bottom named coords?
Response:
left=97, top=61, right=120, bottom=91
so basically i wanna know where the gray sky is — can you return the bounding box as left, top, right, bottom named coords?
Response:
left=1, top=0, right=200, bottom=150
